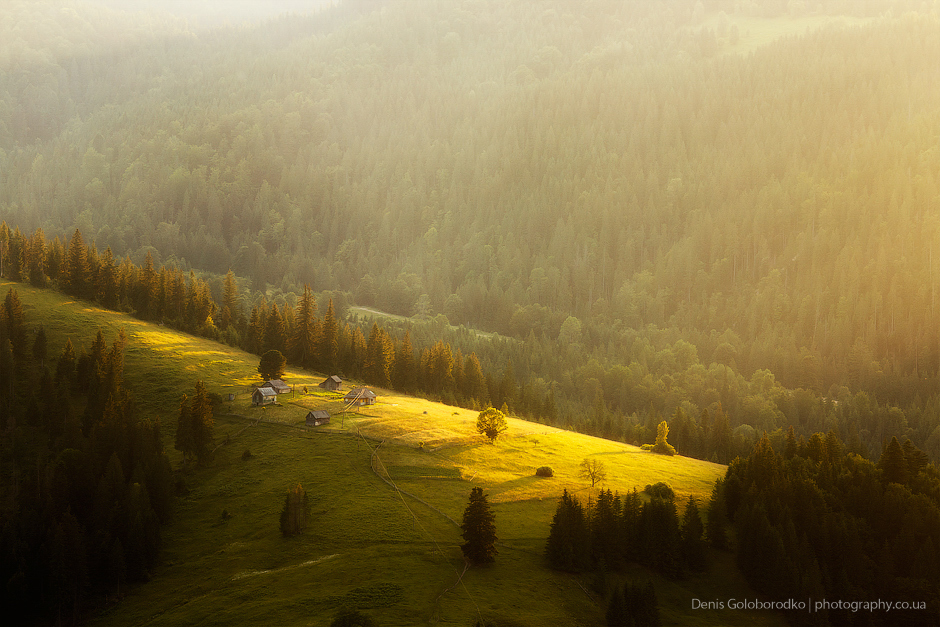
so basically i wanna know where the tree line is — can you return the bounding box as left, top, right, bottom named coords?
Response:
left=0, top=288, right=173, bottom=624
left=716, top=430, right=939, bottom=625
left=0, top=222, right=559, bottom=422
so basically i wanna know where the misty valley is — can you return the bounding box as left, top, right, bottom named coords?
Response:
left=2, top=0, right=940, bottom=625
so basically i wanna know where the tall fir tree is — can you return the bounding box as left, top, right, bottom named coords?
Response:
left=290, top=285, right=317, bottom=368
left=320, top=298, right=338, bottom=373
left=461, top=486, right=498, bottom=565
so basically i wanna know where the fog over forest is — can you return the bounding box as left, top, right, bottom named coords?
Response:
left=2, top=1, right=940, bottom=623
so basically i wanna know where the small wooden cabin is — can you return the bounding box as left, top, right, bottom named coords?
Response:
left=306, top=410, right=330, bottom=427
left=252, top=387, right=276, bottom=406
left=319, top=375, right=343, bottom=391
left=265, top=379, right=291, bottom=394
left=344, top=387, right=377, bottom=406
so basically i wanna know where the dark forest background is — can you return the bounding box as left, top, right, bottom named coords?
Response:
left=2, top=0, right=940, bottom=464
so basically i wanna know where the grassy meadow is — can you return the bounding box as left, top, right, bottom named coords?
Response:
left=5, top=280, right=786, bottom=626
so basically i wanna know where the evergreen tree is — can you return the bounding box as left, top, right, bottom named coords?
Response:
left=680, top=496, right=707, bottom=571
left=263, top=303, right=287, bottom=355
left=191, top=380, right=214, bottom=463
left=878, top=436, right=908, bottom=484
left=55, top=338, right=77, bottom=384
left=392, top=329, right=416, bottom=392
left=28, top=227, right=46, bottom=287
left=219, top=270, right=240, bottom=330
left=97, top=247, right=119, bottom=309
left=32, top=324, right=47, bottom=370
left=320, top=298, right=338, bottom=372
left=174, top=393, right=194, bottom=462
left=704, top=479, right=728, bottom=550
left=290, top=285, right=317, bottom=367
left=2, top=288, right=28, bottom=363
left=364, top=323, right=394, bottom=387
left=461, top=486, right=498, bottom=565
left=463, top=352, right=488, bottom=406
left=546, top=489, right=589, bottom=571
left=64, top=228, right=88, bottom=298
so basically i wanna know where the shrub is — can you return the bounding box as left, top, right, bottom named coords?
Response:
left=242, top=449, right=252, bottom=460
left=535, top=466, right=554, bottom=477
left=644, top=482, right=675, bottom=501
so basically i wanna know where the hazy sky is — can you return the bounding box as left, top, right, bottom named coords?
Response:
left=93, top=0, right=340, bottom=29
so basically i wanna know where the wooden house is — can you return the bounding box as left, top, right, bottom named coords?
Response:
left=344, top=387, right=377, bottom=406
left=252, top=387, right=276, bottom=406
left=306, top=410, right=330, bottom=427
left=265, top=379, right=291, bottom=394
left=319, top=375, right=343, bottom=391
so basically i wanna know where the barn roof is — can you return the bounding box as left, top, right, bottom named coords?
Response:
left=307, top=410, right=330, bottom=420
left=255, top=387, right=276, bottom=397
left=344, top=387, right=376, bottom=400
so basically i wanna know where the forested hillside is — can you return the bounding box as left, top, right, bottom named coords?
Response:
left=3, top=0, right=940, bottom=461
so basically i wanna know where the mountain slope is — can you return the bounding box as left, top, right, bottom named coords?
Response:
left=5, top=279, right=783, bottom=626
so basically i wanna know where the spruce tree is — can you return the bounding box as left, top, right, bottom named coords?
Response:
left=175, top=393, right=194, bottom=462
left=461, top=487, right=497, bottom=565
left=680, top=496, right=707, bottom=571
left=191, top=381, right=214, bottom=463
left=290, top=285, right=317, bottom=367
left=320, top=298, right=338, bottom=372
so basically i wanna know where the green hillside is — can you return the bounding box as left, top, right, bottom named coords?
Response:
left=4, top=279, right=785, bottom=626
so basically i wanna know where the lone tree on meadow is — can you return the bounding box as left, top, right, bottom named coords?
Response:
left=461, top=487, right=498, bottom=565
left=579, top=458, right=607, bottom=488
left=258, top=349, right=286, bottom=381
left=651, top=420, right=677, bottom=456
left=476, top=407, right=508, bottom=443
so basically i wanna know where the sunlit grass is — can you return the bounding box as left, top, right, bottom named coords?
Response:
left=6, top=280, right=784, bottom=626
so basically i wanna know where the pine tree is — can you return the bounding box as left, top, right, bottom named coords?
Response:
left=546, top=489, right=589, bottom=571
left=878, top=436, right=908, bottom=484
left=32, top=324, right=47, bottom=370
left=263, top=303, right=287, bottom=354
left=290, top=285, right=317, bottom=368
left=174, top=393, right=195, bottom=462
left=55, top=338, right=77, bottom=384
left=28, top=227, right=46, bottom=287
left=461, top=487, right=497, bottom=565
left=364, top=323, right=393, bottom=387
left=462, top=352, right=488, bottom=406
left=191, top=381, right=214, bottom=463
left=97, top=247, right=119, bottom=309
left=64, top=228, right=88, bottom=298
left=680, top=496, right=707, bottom=571
left=2, top=288, right=28, bottom=363
left=320, top=298, right=338, bottom=372
left=393, top=330, right=416, bottom=392
left=704, top=479, right=728, bottom=550
left=219, top=270, right=240, bottom=330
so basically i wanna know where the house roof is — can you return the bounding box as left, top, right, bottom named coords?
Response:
left=307, top=410, right=330, bottom=420
left=328, top=375, right=342, bottom=383
left=344, top=387, right=376, bottom=400
left=266, top=379, right=288, bottom=387
left=254, top=387, right=276, bottom=397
